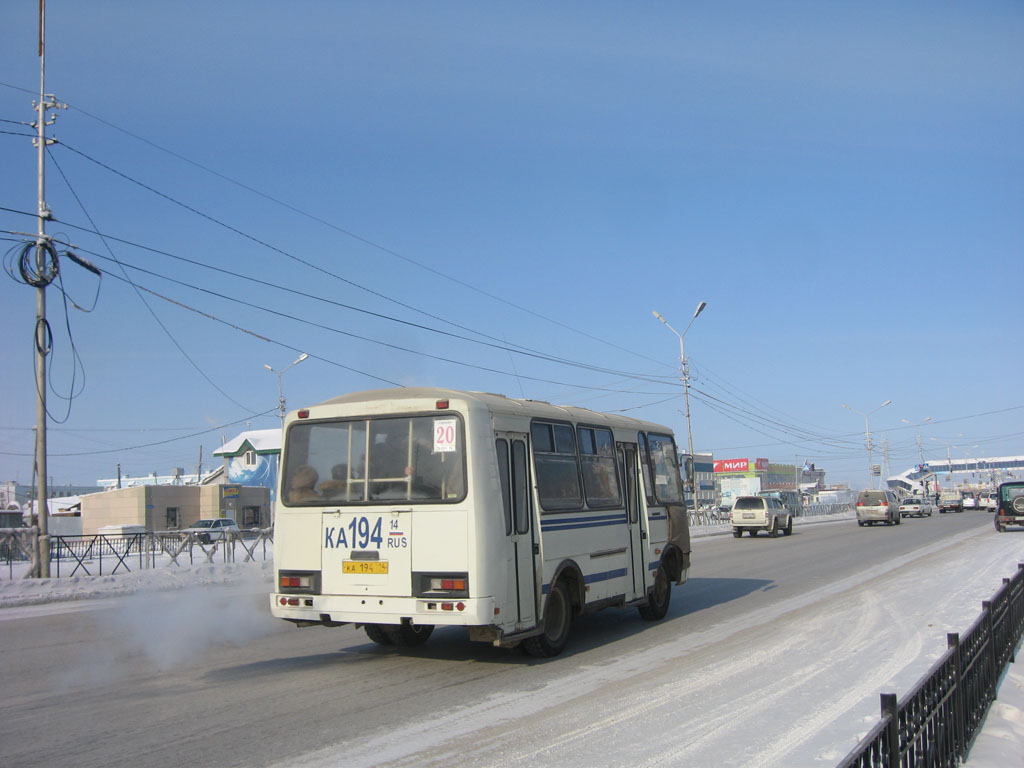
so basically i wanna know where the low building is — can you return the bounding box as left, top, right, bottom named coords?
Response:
left=213, top=429, right=281, bottom=501
left=80, top=483, right=270, bottom=535
left=680, top=451, right=715, bottom=509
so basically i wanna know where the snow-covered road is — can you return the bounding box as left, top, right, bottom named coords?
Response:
left=279, top=518, right=1021, bottom=767
left=1, top=513, right=1020, bottom=768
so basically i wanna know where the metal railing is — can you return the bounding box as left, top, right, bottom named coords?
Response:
left=838, top=561, right=1024, bottom=767
left=1, top=528, right=274, bottom=578
left=689, top=502, right=855, bottom=526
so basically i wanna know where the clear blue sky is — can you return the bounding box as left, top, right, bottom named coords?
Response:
left=1, top=1, right=1021, bottom=489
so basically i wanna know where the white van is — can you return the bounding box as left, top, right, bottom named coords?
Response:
left=730, top=495, right=793, bottom=538
left=856, top=490, right=901, bottom=527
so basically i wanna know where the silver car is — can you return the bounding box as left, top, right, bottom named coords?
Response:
left=856, top=490, right=901, bottom=527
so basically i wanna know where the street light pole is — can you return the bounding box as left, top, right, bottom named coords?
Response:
left=842, top=399, right=892, bottom=489
left=264, top=353, right=308, bottom=427
left=653, top=302, right=707, bottom=508
left=900, top=416, right=932, bottom=465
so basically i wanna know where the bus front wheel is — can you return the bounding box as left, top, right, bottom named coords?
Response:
left=638, top=564, right=672, bottom=621
left=524, top=581, right=572, bottom=658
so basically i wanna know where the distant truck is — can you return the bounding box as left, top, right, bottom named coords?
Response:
left=938, top=491, right=962, bottom=513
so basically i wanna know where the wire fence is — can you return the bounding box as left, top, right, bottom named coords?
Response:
left=0, top=528, right=274, bottom=579
left=837, top=561, right=1024, bottom=768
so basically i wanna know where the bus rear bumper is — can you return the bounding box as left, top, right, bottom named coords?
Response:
left=270, top=593, right=496, bottom=627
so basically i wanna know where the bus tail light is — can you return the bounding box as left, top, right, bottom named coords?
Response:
left=279, top=570, right=321, bottom=594
left=414, top=572, right=469, bottom=598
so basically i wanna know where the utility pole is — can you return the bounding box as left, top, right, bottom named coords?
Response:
left=31, top=0, right=65, bottom=577
left=265, top=353, right=308, bottom=427
left=653, top=302, right=707, bottom=508
left=842, top=399, right=892, bottom=490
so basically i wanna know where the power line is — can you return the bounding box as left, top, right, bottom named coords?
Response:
left=47, top=94, right=671, bottom=370
left=1, top=207, right=681, bottom=388
left=45, top=146, right=258, bottom=414
left=0, top=408, right=278, bottom=457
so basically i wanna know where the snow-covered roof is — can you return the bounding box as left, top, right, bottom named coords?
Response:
left=213, top=429, right=281, bottom=457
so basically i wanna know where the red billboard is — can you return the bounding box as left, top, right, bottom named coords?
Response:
left=714, top=458, right=770, bottom=473
left=714, top=458, right=749, bottom=473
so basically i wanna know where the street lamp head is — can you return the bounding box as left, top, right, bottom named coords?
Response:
left=263, top=364, right=274, bottom=372
left=295, top=353, right=309, bottom=364
left=693, top=301, right=707, bottom=319
left=880, top=399, right=892, bottom=408
left=652, top=310, right=666, bottom=324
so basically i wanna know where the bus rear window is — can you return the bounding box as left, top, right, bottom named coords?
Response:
left=281, top=415, right=465, bottom=505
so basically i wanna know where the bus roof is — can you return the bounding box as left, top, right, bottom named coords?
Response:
left=311, top=387, right=676, bottom=435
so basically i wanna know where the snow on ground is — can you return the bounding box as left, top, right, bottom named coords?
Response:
left=1, top=512, right=1020, bottom=766
left=968, top=659, right=1024, bottom=767
left=0, top=557, right=274, bottom=608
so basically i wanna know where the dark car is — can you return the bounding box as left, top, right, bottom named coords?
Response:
left=994, top=481, right=1024, bottom=533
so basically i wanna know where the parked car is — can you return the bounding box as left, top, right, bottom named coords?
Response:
left=184, top=518, right=240, bottom=543
left=961, top=492, right=979, bottom=510
left=856, top=490, right=901, bottom=527
left=899, top=497, right=936, bottom=518
left=730, top=495, right=793, bottom=538
left=994, top=481, right=1024, bottom=533
left=938, top=490, right=962, bottom=513
left=981, top=491, right=998, bottom=512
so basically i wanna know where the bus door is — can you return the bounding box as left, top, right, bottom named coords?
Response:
left=618, top=443, right=648, bottom=600
left=496, top=433, right=537, bottom=629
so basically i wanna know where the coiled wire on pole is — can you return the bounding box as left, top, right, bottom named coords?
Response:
left=15, top=239, right=59, bottom=288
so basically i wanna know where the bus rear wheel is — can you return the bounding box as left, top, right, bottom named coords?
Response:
left=385, top=621, right=434, bottom=646
left=524, top=581, right=572, bottom=658
left=364, top=623, right=394, bottom=646
left=638, top=564, right=672, bottom=621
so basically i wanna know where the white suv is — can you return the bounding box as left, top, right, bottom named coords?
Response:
left=730, top=496, right=793, bottom=538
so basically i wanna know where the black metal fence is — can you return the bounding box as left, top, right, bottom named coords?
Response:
left=837, top=561, right=1024, bottom=767
left=1, top=528, right=274, bottom=578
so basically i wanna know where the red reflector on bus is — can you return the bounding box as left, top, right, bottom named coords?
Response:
left=287, top=597, right=299, bottom=606
left=297, top=409, right=310, bottom=419
left=457, top=602, right=466, bottom=612
left=279, top=597, right=287, bottom=606
left=441, top=602, right=454, bottom=611
left=436, top=399, right=449, bottom=409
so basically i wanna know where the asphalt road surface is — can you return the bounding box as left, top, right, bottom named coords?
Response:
left=0, top=511, right=1006, bottom=767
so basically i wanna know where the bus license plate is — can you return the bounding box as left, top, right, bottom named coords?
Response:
left=343, top=561, right=388, bottom=575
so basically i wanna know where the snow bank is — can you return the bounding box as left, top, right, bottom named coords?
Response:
left=0, top=560, right=273, bottom=608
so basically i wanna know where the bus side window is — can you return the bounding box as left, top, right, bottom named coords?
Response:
left=638, top=433, right=655, bottom=504
left=496, top=439, right=513, bottom=535
left=531, top=421, right=582, bottom=511
left=511, top=440, right=530, bottom=534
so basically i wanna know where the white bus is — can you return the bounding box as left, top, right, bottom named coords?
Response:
left=270, top=387, right=691, bottom=657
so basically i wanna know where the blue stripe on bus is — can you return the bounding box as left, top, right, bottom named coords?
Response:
left=542, top=567, right=628, bottom=594
left=541, top=513, right=626, bottom=532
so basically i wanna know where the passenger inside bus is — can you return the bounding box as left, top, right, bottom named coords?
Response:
left=287, top=464, right=321, bottom=503
left=317, top=463, right=349, bottom=499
